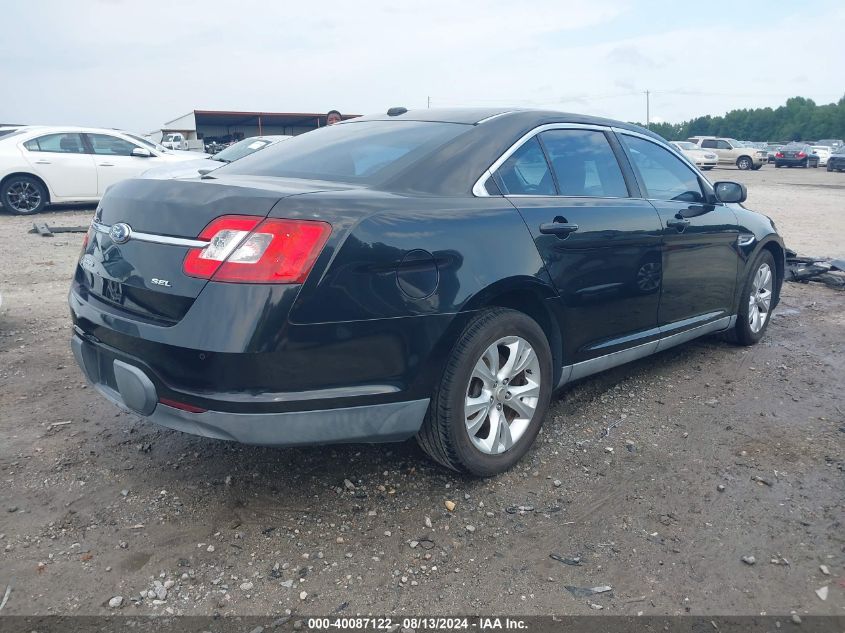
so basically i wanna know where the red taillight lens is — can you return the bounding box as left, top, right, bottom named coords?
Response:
left=796, top=152, right=806, bottom=158
left=775, top=152, right=784, bottom=158
left=183, top=215, right=332, bottom=284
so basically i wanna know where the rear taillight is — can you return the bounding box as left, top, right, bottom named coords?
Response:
left=183, top=215, right=332, bottom=284
left=775, top=152, right=784, bottom=158
left=796, top=151, right=806, bottom=158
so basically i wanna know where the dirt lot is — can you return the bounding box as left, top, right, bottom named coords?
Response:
left=0, top=165, right=842, bottom=618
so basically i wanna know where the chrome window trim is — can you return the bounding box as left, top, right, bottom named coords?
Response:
left=475, top=111, right=515, bottom=125
left=92, top=221, right=208, bottom=248
left=472, top=122, right=611, bottom=197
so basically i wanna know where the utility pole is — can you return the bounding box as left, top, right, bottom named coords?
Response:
left=645, top=90, right=650, bottom=129
left=427, top=96, right=431, bottom=109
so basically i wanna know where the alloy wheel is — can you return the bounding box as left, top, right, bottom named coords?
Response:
left=464, top=336, right=541, bottom=455
left=6, top=181, right=42, bottom=213
left=748, top=262, right=773, bottom=334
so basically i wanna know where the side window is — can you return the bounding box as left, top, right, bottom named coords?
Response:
left=539, top=129, right=628, bottom=197
left=716, top=140, right=732, bottom=150
left=23, top=133, right=85, bottom=154
left=86, top=134, right=139, bottom=156
left=621, top=135, right=705, bottom=203
left=700, top=139, right=717, bottom=149
left=492, top=137, right=555, bottom=195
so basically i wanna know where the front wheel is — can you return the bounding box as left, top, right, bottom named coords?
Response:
left=416, top=308, right=552, bottom=476
left=1, top=175, right=48, bottom=215
left=727, top=250, right=776, bottom=346
left=737, top=156, right=752, bottom=170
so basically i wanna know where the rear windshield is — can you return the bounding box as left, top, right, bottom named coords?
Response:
left=219, top=121, right=470, bottom=184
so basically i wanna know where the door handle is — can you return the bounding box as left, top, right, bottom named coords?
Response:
left=539, top=222, right=579, bottom=237
left=99, top=163, right=115, bottom=167
left=666, top=217, right=690, bottom=230
left=34, top=160, right=51, bottom=165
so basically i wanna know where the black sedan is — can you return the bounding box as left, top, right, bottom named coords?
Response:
left=774, top=143, right=820, bottom=168
left=69, top=109, right=784, bottom=476
left=827, top=147, right=845, bottom=172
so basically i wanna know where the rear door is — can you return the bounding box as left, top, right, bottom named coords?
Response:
left=84, top=133, right=154, bottom=195
left=617, top=132, right=739, bottom=329
left=492, top=126, right=663, bottom=363
left=21, top=132, right=97, bottom=198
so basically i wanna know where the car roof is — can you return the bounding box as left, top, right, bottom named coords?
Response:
left=345, top=107, right=659, bottom=136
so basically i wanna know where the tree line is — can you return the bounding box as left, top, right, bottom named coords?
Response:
left=638, top=96, right=845, bottom=143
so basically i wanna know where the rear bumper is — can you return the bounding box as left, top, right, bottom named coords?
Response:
left=71, top=333, right=429, bottom=446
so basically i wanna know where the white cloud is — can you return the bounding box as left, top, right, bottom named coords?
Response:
left=0, top=0, right=841, bottom=132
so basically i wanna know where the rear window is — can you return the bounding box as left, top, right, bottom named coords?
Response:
left=220, top=121, right=470, bottom=184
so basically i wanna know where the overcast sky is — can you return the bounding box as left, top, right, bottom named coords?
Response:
left=2, top=0, right=843, bottom=133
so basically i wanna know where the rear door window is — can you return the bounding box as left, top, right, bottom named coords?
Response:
left=492, top=137, right=555, bottom=195
left=620, top=135, right=705, bottom=203
left=700, top=139, right=717, bottom=149
left=23, top=133, right=86, bottom=154
left=539, top=129, right=629, bottom=197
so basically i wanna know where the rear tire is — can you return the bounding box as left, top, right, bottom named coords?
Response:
left=1, top=175, right=48, bottom=215
left=727, top=250, right=776, bottom=346
left=416, top=308, right=553, bottom=476
left=737, top=156, right=752, bottom=170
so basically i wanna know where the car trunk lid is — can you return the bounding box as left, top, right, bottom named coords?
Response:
left=75, top=177, right=349, bottom=324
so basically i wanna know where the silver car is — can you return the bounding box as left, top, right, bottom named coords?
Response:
left=141, top=135, right=291, bottom=179
left=671, top=141, right=718, bottom=170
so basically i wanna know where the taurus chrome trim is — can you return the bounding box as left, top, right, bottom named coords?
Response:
left=92, top=221, right=208, bottom=248
left=472, top=122, right=612, bottom=197
left=557, top=315, right=734, bottom=387
left=476, top=111, right=515, bottom=125
left=737, top=234, right=756, bottom=247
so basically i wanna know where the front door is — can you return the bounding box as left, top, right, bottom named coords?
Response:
left=84, top=133, right=152, bottom=195
left=492, top=128, right=664, bottom=363
left=617, top=133, right=740, bottom=328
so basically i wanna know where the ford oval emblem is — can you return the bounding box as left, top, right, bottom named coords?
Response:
left=109, top=222, right=132, bottom=244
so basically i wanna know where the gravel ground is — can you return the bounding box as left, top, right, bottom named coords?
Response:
left=0, top=166, right=842, bottom=617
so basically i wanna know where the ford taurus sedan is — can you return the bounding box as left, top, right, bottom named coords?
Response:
left=69, top=108, right=784, bottom=476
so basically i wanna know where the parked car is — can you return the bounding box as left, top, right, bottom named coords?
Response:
left=0, top=125, right=24, bottom=139
left=810, top=146, right=832, bottom=166
left=0, top=126, right=205, bottom=214
left=765, top=143, right=784, bottom=164
left=817, top=138, right=843, bottom=151
left=142, top=135, right=292, bottom=180
left=69, top=108, right=784, bottom=476
left=670, top=141, right=718, bottom=170
left=827, top=146, right=845, bottom=172
left=161, top=133, right=187, bottom=150
left=774, top=143, right=820, bottom=168
left=687, top=136, right=766, bottom=170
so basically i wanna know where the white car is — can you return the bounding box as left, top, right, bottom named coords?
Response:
left=810, top=146, right=832, bottom=167
left=670, top=141, right=719, bottom=170
left=0, top=126, right=206, bottom=215
left=142, top=135, right=291, bottom=180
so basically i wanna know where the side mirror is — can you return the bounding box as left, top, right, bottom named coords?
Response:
left=713, top=181, right=747, bottom=204
left=131, top=147, right=153, bottom=158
